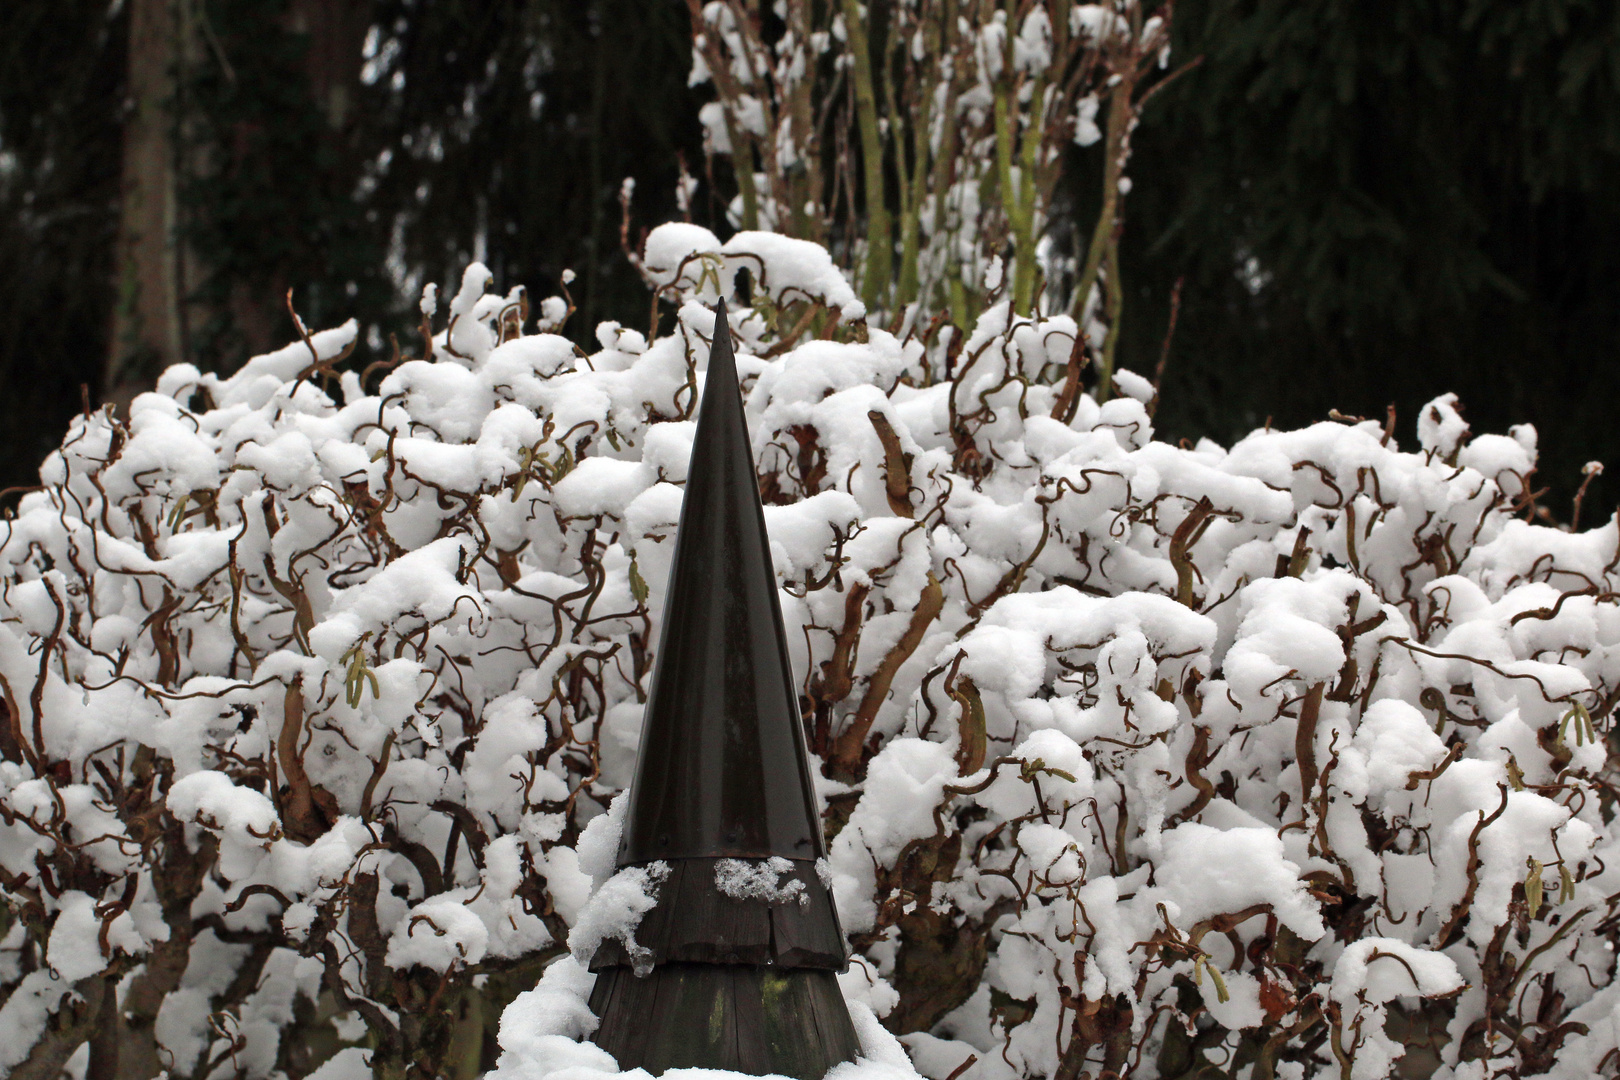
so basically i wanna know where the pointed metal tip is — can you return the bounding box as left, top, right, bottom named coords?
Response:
left=706, top=297, right=736, bottom=384
left=712, top=295, right=732, bottom=351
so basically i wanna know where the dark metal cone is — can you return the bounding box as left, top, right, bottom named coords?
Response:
left=590, top=300, right=859, bottom=1077
left=616, top=298, right=826, bottom=866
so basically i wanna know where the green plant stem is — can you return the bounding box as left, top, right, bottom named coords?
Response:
left=1071, top=72, right=1133, bottom=400
left=725, top=111, right=760, bottom=231
left=785, top=0, right=821, bottom=240
left=1098, top=233, right=1123, bottom=399
left=1072, top=79, right=1129, bottom=321
left=1017, top=74, right=1046, bottom=313
left=929, top=1, right=962, bottom=312
left=995, top=63, right=1045, bottom=316
left=896, top=10, right=941, bottom=307
left=992, top=84, right=1021, bottom=311
left=843, top=0, right=892, bottom=310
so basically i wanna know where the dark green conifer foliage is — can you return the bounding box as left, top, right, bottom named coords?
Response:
left=1107, top=0, right=1620, bottom=510
left=180, top=0, right=704, bottom=371
left=348, top=0, right=703, bottom=339
left=0, top=2, right=124, bottom=488
left=2, top=0, right=1617, bottom=515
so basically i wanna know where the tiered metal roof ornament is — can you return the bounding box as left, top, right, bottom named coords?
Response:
left=588, top=300, right=860, bottom=1077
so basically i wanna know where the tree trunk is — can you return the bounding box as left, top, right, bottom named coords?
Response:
left=108, top=0, right=182, bottom=409
left=286, top=0, right=370, bottom=136
left=220, top=0, right=369, bottom=356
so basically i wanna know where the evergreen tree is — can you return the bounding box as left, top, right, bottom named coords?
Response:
left=182, top=0, right=702, bottom=373
left=0, top=2, right=124, bottom=488
left=1114, top=0, right=1620, bottom=511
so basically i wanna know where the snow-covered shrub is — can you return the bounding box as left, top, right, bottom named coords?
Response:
left=1, top=226, right=1617, bottom=1080
left=680, top=0, right=1179, bottom=391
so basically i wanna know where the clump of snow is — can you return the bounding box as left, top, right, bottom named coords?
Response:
left=1155, top=824, right=1325, bottom=940
left=639, top=223, right=867, bottom=322
left=642, top=222, right=725, bottom=294
left=1111, top=367, right=1155, bottom=403
left=568, top=862, right=669, bottom=976
left=1329, top=939, right=1463, bottom=1080
left=167, top=769, right=280, bottom=877
left=575, top=791, right=630, bottom=891
left=715, top=855, right=809, bottom=907
left=386, top=898, right=491, bottom=973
